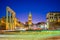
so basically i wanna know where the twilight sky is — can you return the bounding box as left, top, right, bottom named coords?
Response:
left=0, top=0, right=60, bottom=23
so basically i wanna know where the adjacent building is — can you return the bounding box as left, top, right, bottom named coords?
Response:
left=46, top=12, right=60, bottom=30
left=36, top=22, right=47, bottom=30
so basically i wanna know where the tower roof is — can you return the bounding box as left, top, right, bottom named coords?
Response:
left=29, top=12, right=32, bottom=16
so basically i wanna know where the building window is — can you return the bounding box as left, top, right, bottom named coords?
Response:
left=50, top=17, right=53, bottom=19
left=50, top=13, right=53, bottom=15
left=59, top=17, right=60, bottom=19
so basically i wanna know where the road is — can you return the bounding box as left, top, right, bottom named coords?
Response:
left=0, top=31, right=60, bottom=40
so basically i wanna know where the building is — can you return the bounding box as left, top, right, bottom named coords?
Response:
left=0, top=17, right=6, bottom=30
left=28, top=12, right=32, bottom=29
left=36, top=22, right=47, bottom=30
left=46, top=12, right=60, bottom=30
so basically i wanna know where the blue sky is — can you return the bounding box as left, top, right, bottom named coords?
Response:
left=0, top=0, right=60, bottom=23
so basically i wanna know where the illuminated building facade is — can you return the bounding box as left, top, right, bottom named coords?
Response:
left=47, top=12, right=60, bottom=22
left=46, top=12, right=60, bottom=30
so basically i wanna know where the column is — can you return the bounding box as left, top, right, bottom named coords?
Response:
left=9, top=12, right=12, bottom=30
left=6, top=7, right=8, bottom=30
